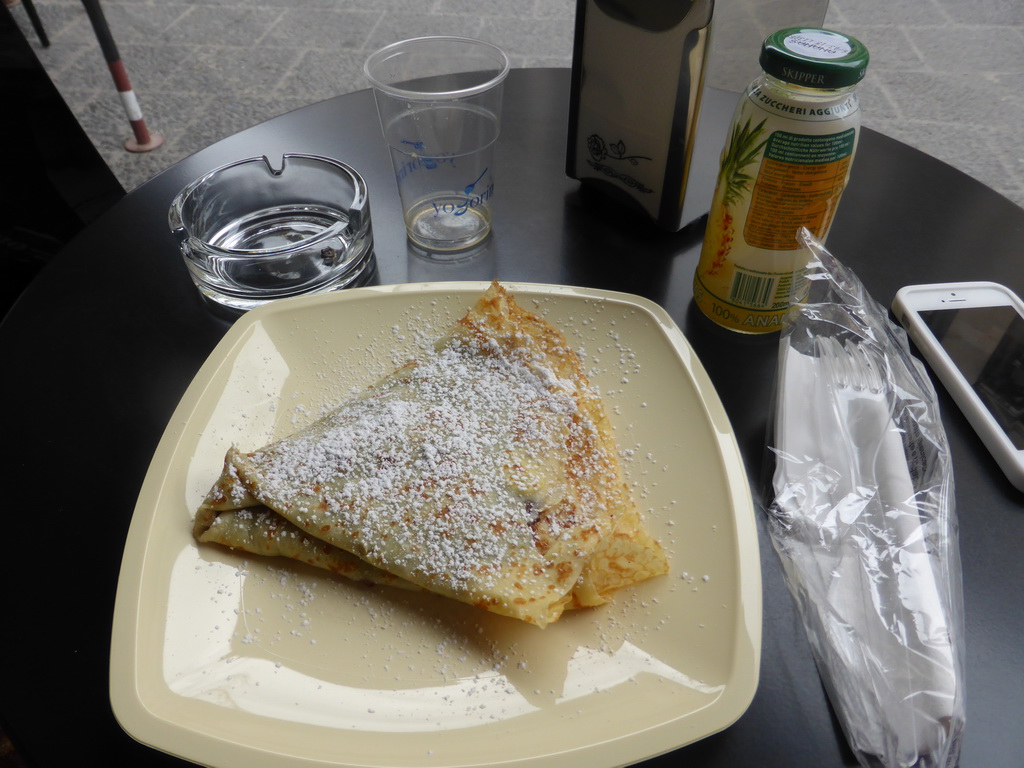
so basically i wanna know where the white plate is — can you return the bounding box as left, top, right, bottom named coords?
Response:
left=111, top=281, right=760, bottom=768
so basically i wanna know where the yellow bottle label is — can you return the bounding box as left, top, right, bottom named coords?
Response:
left=694, top=88, right=859, bottom=333
left=744, top=129, right=856, bottom=250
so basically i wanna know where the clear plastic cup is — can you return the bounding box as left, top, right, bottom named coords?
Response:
left=168, top=154, right=375, bottom=311
left=364, top=36, right=509, bottom=253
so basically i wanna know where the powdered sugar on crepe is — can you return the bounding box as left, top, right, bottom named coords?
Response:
left=241, top=325, right=599, bottom=595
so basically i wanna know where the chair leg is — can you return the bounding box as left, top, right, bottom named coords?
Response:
left=19, top=0, right=50, bottom=47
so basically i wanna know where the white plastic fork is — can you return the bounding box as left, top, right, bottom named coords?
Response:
left=802, top=335, right=959, bottom=768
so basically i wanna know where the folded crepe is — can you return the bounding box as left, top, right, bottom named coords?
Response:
left=193, top=282, right=668, bottom=627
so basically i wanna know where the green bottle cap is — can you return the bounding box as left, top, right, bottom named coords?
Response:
left=760, top=28, right=869, bottom=89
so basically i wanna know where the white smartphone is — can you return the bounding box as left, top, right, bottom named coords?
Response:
left=892, top=281, right=1024, bottom=492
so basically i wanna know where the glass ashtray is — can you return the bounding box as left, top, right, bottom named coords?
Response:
left=169, top=154, right=375, bottom=311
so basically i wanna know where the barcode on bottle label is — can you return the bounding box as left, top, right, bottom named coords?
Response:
left=728, top=271, right=777, bottom=309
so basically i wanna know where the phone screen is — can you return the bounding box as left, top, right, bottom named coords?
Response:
left=920, top=305, right=1024, bottom=449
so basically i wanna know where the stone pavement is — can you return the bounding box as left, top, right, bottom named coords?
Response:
left=9, top=0, right=1024, bottom=208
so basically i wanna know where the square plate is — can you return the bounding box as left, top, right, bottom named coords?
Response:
left=111, top=281, right=760, bottom=768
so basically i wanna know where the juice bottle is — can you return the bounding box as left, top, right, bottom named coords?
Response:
left=693, top=27, right=869, bottom=333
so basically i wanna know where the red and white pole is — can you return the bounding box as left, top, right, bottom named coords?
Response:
left=80, top=0, right=164, bottom=152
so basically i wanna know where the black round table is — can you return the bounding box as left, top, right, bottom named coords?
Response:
left=2, top=69, right=1022, bottom=768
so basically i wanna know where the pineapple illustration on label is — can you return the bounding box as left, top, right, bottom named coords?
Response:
left=698, top=115, right=768, bottom=287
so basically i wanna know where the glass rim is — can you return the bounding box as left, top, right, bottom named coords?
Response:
left=169, top=153, right=369, bottom=256
left=364, top=36, right=510, bottom=101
